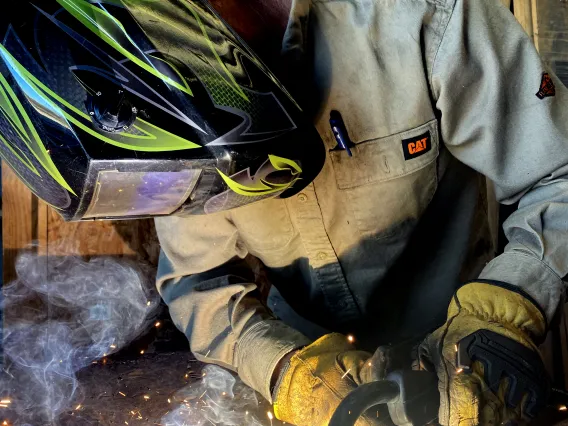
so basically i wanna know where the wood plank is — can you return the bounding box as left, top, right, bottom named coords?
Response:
left=1, top=163, right=48, bottom=284
left=1, top=163, right=157, bottom=281
left=531, top=0, right=541, bottom=52
left=513, top=0, right=534, bottom=40
left=530, top=0, right=568, bottom=86
left=45, top=207, right=136, bottom=258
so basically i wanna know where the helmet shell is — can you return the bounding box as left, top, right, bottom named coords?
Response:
left=0, top=0, right=325, bottom=220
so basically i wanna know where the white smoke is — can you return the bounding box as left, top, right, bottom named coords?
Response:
left=161, top=365, right=270, bottom=426
left=0, top=253, right=277, bottom=425
left=0, top=253, right=160, bottom=424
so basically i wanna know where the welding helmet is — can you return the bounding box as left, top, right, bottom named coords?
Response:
left=0, top=0, right=325, bottom=221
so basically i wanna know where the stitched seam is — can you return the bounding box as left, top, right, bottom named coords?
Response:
left=458, top=280, right=549, bottom=343
left=430, top=0, right=458, bottom=100
left=508, top=238, right=565, bottom=282
left=295, top=355, right=356, bottom=400
left=440, top=299, right=460, bottom=422
left=334, top=153, right=438, bottom=189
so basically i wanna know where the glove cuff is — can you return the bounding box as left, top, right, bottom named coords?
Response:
left=450, top=280, right=547, bottom=343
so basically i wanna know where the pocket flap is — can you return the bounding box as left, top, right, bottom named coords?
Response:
left=330, top=120, right=439, bottom=189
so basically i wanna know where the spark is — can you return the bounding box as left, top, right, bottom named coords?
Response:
left=455, top=345, right=459, bottom=352
left=0, top=400, right=10, bottom=405
left=267, top=411, right=274, bottom=426
left=347, top=335, right=355, bottom=343
left=125, top=422, right=129, bottom=425
left=3, top=421, right=7, bottom=425
left=341, top=368, right=352, bottom=379
left=184, top=374, right=188, bottom=379
left=168, top=399, right=171, bottom=404
left=198, top=390, right=207, bottom=400
left=205, top=350, right=211, bottom=357
left=147, top=301, right=151, bottom=306
left=119, top=392, right=126, bottom=397
left=560, top=405, right=567, bottom=411
left=155, top=321, right=161, bottom=328
left=110, top=344, right=117, bottom=349
left=368, top=362, right=372, bottom=367
left=222, top=392, right=226, bottom=396
left=75, top=404, right=82, bottom=410
left=456, top=368, right=464, bottom=374
left=143, top=395, right=150, bottom=400
left=0, top=405, right=8, bottom=408
left=103, top=353, right=107, bottom=357
left=140, top=350, right=145, bottom=355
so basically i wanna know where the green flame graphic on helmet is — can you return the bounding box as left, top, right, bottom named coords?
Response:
left=0, top=65, right=76, bottom=194
left=56, top=0, right=194, bottom=96
left=0, top=43, right=201, bottom=152
left=217, top=155, right=302, bottom=197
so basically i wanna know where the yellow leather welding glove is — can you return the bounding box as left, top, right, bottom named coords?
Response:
left=418, top=282, right=549, bottom=426
left=273, top=333, right=380, bottom=426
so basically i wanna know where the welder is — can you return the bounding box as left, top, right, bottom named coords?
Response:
left=0, top=0, right=566, bottom=425
left=155, top=1, right=566, bottom=425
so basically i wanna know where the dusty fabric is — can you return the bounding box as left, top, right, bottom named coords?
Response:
left=418, top=282, right=546, bottom=425
left=156, top=0, right=568, bottom=403
left=272, top=333, right=376, bottom=426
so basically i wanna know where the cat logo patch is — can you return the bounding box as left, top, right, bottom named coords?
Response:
left=402, top=131, right=431, bottom=160
left=536, top=73, right=555, bottom=99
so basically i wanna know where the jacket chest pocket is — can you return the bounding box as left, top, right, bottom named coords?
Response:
left=231, top=198, right=296, bottom=253
left=330, top=120, right=440, bottom=239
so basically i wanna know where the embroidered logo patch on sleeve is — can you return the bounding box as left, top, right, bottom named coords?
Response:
left=536, top=73, right=556, bottom=99
left=402, top=131, right=431, bottom=160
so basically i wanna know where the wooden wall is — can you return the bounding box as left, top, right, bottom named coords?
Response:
left=2, top=165, right=159, bottom=285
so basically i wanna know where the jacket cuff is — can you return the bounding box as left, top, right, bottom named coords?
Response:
left=235, top=320, right=311, bottom=403
left=479, top=252, right=565, bottom=323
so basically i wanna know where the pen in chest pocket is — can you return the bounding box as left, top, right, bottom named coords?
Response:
left=330, top=110, right=354, bottom=157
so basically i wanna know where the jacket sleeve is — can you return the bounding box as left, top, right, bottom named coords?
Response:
left=430, top=0, right=568, bottom=322
left=154, top=214, right=310, bottom=402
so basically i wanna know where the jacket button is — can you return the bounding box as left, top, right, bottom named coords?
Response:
left=297, top=193, right=308, bottom=202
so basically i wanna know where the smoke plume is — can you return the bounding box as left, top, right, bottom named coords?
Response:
left=162, top=365, right=270, bottom=426
left=0, top=253, right=160, bottom=424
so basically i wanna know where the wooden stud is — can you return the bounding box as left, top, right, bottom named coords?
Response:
left=513, top=0, right=534, bottom=41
